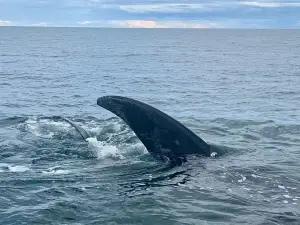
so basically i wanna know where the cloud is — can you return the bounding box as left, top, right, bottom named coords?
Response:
left=239, top=1, right=300, bottom=8
left=76, top=20, right=115, bottom=27
left=75, top=19, right=220, bottom=28
left=116, top=1, right=300, bottom=13
left=0, top=20, right=11, bottom=26
left=112, top=20, right=166, bottom=28
left=113, top=2, right=235, bottom=13
left=111, top=20, right=220, bottom=28
left=118, top=4, right=205, bottom=13
left=77, top=21, right=92, bottom=25
left=31, top=22, right=49, bottom=27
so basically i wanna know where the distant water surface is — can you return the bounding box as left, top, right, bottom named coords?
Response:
left=0, top=27, right=300, bottom=225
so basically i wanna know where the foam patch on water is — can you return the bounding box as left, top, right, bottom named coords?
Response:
left=87, top=137, right=125, bottom=160
left=89, top=122, right=122, bottom=135
left=210, top=152, right=217, bottom=157
left=0, top=163, right=30, bottom=172
left=40, top=119, right=72, bottom=129
left=23, top=118, right=48, bottom=138
left=22, top=117, right=72, bottom=139
left=42, top=166, right=70, bottom=175
left=80, top=118, right=123, bottom=137
left=42, top=169, right=69, bottom=175
left=9, top=165, right=30, bottom=172
left=130, top=142, right=148, bottom=154
left=238, top=175, right=247, bottom=183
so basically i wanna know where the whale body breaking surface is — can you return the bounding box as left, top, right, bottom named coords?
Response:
left=96, top=95, right=228, bottom=161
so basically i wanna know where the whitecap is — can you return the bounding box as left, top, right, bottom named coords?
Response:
left=251, top=174, right=263, bottom=178
left=210, top=152, right=217, bottom=157
left=22, top=118, right=59, bottom=138
left=283, top=194, right=292, bottom=199
left=42, top=165, right=70, bottom=175
left=87, top=137, right=125, bottom=160
left=8, top=165, right=30, bottom=172
left=238, top=175, right=246, bottom=183
left=42, top=169, right=69, bottom=175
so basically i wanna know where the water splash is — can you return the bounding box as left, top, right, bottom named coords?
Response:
left=87, top=137, right=125, bottom=160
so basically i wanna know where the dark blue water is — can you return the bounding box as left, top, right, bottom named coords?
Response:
left=1, top=27, right=300, bottom=225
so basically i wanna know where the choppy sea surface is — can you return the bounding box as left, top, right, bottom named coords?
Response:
left=0, top=27, right=300, bottom=225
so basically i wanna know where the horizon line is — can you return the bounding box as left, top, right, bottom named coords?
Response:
left=1, top=25, right=299, bottom=30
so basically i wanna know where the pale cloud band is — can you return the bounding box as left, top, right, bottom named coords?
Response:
left=77, top=21, right=92, bottom=25
left=118, top=3, right=208, bottom=13
left=31, top=22, right=49, bottom=27
left=112, top=20, right=220, bottom=28
left=75, top=20, right=220, bottom=28
left=116, top=1, right=300, bottom=13
left=0, top=20, right=11, bottom=26
left=239, top=1, right=300, bottom=7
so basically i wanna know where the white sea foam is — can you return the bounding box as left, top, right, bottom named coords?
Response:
left=210, top=152, right=217, bottom=157
left=22, top=117, right=79, bottom=139
left=87, top=137, right=125, bottom=160
left=8, top=165, right=30, bottom=172
left=0, top=163, right=30, bottom=173
left=127, top=142, right=148, bottom=154
left=85, top=119, right=122, bottom=136
left=42, top=169, right=69, bottom=175
left=238, top=175, right=246, bottom=183
left=283, top=194, right=292, bottom=199
left=251, top=174, right=262, bottom=178
left=42, top=166, right=70, bottom=175
left=23, top=118, right=42, bottom=136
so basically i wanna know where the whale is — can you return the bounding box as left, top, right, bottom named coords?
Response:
left=97, top=95, right=228, bottom=162
left=61, top=117, right=90, bottom=141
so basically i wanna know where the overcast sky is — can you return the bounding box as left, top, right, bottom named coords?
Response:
left=0, top=0, right=300, bottom=28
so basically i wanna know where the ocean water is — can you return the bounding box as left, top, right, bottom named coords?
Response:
left=0, top=27, right=300, bottom=225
